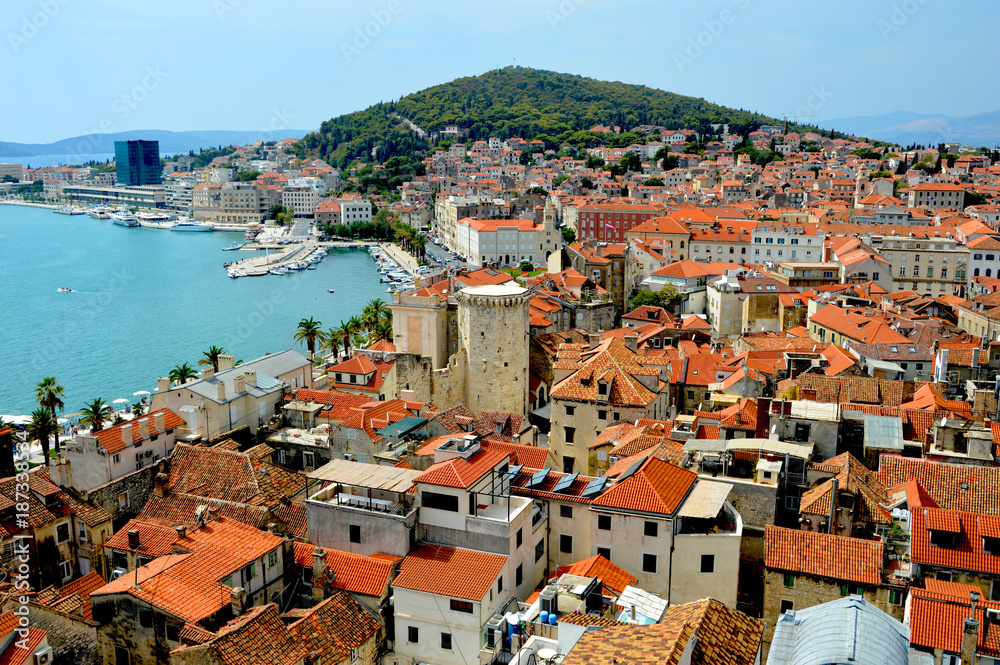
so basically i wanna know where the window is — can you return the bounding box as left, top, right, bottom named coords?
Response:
left=644, top=521, right=658, bottom=537
left=560, top=505, right=573, bottom=519
left=497, top=577, right=503, bottom=593
left=115, top=647, right=130, bottom=665
left=450, top=599, right=473, bottom=614
left=422, top=491, right=459, bottom=512
left=560, top=535, right=572, bottom=554
left=564, top=427, right=575, bottom=444
left=516, top=563, right=523, bottom=586
left=56, top=522, right=70, bottom=543
left=138, top=607, right=152, bottom=628
left=516, top=529, right=523, bottom=548
left=268, top=550, right=278, bottom=568
left=597, top=450, right=607, bottom=461
left=113, top=453, right=121, bottom=465
left=303, top=452, right=315, bottom=468
left=642, top=553, right=657, bottom=573
left=700, top=554, right=715, bottom=573
left=408, top=626, right=419, bottom=643
left=350, top=524, right=361, bottom=544
left=783, top=573, right=795, bottom=588
left=243, top=563, right=256, bottom=582
left=166, top=623, right=180, bottom=642
left=598, top=410, right=607, bottom=420
left=563, top=456, right=575, bottom=474
left=597, top=546, right=611, bottom=560
left=794, top=423, right=810, bottom=442
left=780, top=599, right=794, bottom=614
left=565, top=405, right=575, bottom=417
left=889, top=589, right=903, bottom=605
left=598, top=515, right=612, bottom=530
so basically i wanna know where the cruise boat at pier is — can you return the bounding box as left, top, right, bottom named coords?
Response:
left=110, top=209, right=140, bottom=227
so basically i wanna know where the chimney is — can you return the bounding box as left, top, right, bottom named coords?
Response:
left=218, top=354, right=235, bottom=370
left=230, top=587, right=247, bottom=616
left=400, top=389, right=416, bottom=403
left=218, top=381, right=226, bottom=400
left=127, top=529, right=140, bottom=550
left=200, top=367, right=215, bottom=380
left=312, top=546, right=327, bottom=601
left=175, top=525, right=186, bottom=539
left=243, top=369, right=257, bottom=387
left=756, top=397, right=772, bottom=439
left=121, top=424, right=133, bottom=447
left=624, top=334, right=638, bottom=353
left=234, top=376, right=245, bottom=394
left=153, top=411, right=165, bottom=433
left=962, top=589, right=980, bottom=665
left=138, top=418, right=150, bottom=441
left=828, top=477, right=838, bottom=534
left=588, top=332, right=602, bottom=350
left=154, top=472, right=169, bottom=497
left=157, top=377, right=170, bottom=393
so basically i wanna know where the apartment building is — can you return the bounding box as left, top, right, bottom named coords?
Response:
left=455, top=216, right=558, bottom=267
left=575, top=203, right=663, bottom=243
left=750, top=223, right=825, bottom=264
left=192, top=182, right=277, bottom=223
left=876, top=233, right=968, bottom=296
left=907, top=182, right=966, bottom=210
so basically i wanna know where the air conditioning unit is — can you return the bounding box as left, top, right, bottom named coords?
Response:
left=539, top=586, right=557, bottom=615
left=485, top=616, right=504, bottom=649
left=33, top=646, right=53, bottom=665
left=111, top=568, right=127, bottom=580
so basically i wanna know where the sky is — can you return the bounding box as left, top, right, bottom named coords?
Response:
left=4, top=0, right=998, bottom=144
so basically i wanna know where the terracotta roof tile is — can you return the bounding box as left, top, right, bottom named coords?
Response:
left=592, top=457, right=696, bottom=515
left=554, top=555, right=637, bottom=596
left=764, top=525, right=883, bottom=585
left=393, top=543, right=506, bottom=601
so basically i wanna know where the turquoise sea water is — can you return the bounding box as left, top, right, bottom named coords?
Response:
left=0, top=205, right=388, bottom=416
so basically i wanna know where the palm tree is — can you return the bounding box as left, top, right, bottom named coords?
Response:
left=79, top=399, right=113, bottom=433
left=27, top=408, right=56, bottom=467
left=35, top=377, right=65, bottom=454
left=169, top=362, right=199, bottom=386
left=323, top=327, right=343, bottom=359
left=132, top=401, right=147, bottom=417
left=365, top=299, right=388, bottom=328
left=332, top=320, right=352, bottom=359
left=344, top=316, right=364, bottom=356
left=198, top=345, right=226, bottom=372
left=351, top=334, right=368, bottom=350
left=294, top=317, right=326, bottom=361
left=368, top=320, right=394, bottom=346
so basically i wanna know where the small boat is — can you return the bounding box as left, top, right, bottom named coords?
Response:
left=327, top=289, right=335, bottom=293
left=89, top=205, right=112, bottom=219
left=222, top=242, right=243, bottom=251
left=269, top=267, right=288, bottom=275
left=54, top=205, right=86, bottom=215
left=307, top=264, right=317, bottom=270
left=57, top=287, right=72, bottom=293
left=386, top=285, right=395, bottom=293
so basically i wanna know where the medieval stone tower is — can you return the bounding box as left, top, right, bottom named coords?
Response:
left=455, top=283, right=532, bottom=416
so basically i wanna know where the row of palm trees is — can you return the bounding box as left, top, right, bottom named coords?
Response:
left=294, top=298, right=393, bottom=362
left=16, top=377, right=137, bottom=467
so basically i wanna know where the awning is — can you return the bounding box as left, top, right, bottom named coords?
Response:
left=178, top=404, right=199, bottom=413
left=677, top=480, right=732, bottom=519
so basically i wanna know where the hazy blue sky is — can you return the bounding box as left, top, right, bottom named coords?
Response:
left=4, top=0, right=997, bottom=143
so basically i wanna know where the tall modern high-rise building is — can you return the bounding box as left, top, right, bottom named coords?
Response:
left=114, top=140, right=162, bottom=185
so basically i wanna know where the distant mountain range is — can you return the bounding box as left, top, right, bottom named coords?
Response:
left=824, top=110, right=1000, bottom=148
left=0, top=129, right=313, bottom=159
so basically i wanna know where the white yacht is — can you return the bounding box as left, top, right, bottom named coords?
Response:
left=110, top=209, right=140, bottom=227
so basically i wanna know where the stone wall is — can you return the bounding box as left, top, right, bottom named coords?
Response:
left=80, top=462, right=159, bottom=531
left=29, top=604, right=98, bottom=665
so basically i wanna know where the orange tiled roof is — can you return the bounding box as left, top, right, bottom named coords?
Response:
left=393, top=543, right=507, bottom=602
left=764, top=525, right=883, bottom=585
left=592, top=457, right=696, bottom=515
left=291, top=542, right=393, bottom=597
left=911, top=506, right=1000, bottom=575
left=554, top=555, right=637, bottom=596
left=414, top=449, right=509, bottom=489
left=95, top=408, right=185, bottom=453
left=876, top=455, right=1000, bottom=515
left=910, top=587, right=1000, bottom=656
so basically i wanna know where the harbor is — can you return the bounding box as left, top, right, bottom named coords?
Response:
left=0, top=203, right=390, bottom=416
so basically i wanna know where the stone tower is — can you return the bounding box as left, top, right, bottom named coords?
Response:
left=543, top=197, right=557, bottom=230
left=455, top=284, right=532, bottom=416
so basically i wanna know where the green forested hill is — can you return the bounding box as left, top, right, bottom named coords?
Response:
left=292, top=67, right=821, bottom=168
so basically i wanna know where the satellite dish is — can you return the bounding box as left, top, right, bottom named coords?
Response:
left=941, top=417, right=948, bottom=428
left=770, top=424, right=777, bottom=435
